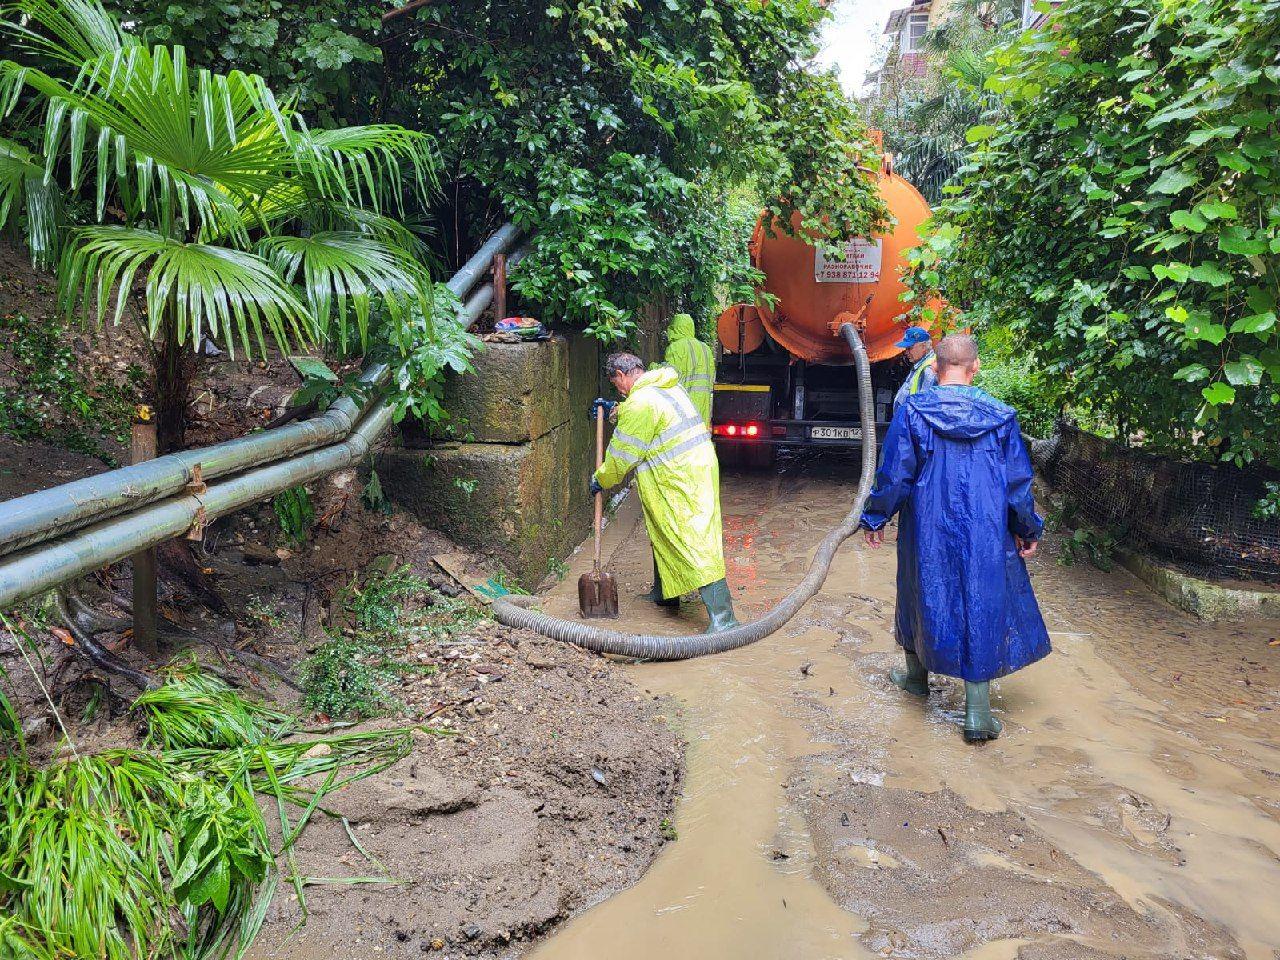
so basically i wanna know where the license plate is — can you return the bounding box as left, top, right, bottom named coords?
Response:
left=810, top=426, right=862, bottom=441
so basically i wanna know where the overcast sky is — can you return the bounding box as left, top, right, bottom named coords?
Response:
left=817, top=0, right=903, bottom=97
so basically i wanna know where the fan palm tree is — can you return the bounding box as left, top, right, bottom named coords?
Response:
left=0, top=0, right=438, bottom=450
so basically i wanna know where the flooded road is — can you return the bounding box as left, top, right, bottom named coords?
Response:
left=530, top=458, right=1280, bottom=960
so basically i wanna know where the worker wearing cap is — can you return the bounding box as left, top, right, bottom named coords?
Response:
left=663, top=313, right=715, bottom=427
left=892, top=326, right=936, bottom=411
left=588, top=352, right=739, bottom=634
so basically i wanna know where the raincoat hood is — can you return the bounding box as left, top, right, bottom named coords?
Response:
left=633, top=366, right=680, bottom=393
left=908, top=385, right=1016, bottom=440
left=668, top=313, right=696, bottom=341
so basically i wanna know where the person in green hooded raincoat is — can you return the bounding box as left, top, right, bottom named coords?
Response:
left=589, top=352, right=739, bottom=633
left=663, top=313, right=715, bottom=427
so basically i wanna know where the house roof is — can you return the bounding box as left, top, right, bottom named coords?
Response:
left=884, top=0, right=932, bottom=34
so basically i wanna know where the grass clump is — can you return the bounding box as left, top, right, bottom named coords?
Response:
left=299, top=637, right=405, bottom=721
left=0, top=662, right=418, bottom=960
left=272, top=486, right=315, bottom=548
left=300, top=565, right=485, bottom=721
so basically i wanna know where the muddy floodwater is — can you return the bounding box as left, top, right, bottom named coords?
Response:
left=531, top=457, right=1280, bottom=960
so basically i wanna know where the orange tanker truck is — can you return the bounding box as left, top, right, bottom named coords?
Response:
left=711, top=164, right=938, bottom=466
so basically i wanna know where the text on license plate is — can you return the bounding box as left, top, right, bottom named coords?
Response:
left=810, top=426, right=862, bottom=441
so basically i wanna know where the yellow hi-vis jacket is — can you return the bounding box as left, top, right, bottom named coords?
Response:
left=594, top=367, right=726, bottom=598
left=663, top=313, right=715, bottom=427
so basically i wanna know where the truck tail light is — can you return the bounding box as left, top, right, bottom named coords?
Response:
left=714, top=422, right=763, bottom=440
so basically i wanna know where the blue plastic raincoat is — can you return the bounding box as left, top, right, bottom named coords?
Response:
left=860, top=385, right=1051, bottom=682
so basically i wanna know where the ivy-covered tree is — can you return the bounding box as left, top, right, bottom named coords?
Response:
left=911, top=0, right=1280, bottom=466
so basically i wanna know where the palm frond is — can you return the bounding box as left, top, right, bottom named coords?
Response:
left=0, top=136, right=58, bottom=266
left=1, top=45, right=297, bottom=244
left=293, top=125, right=439, bottom=217
left=258, top=231, right=432, bottom=353
left=0, top=0, right=132, bottom=68
left=251, top=185, right=435, bottom=261
left=59, top=226, right=315, bottom=358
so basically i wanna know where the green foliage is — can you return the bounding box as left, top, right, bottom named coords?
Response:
left=1253, top=481, right=1280, bottom=521
left=972, top=325, right=1065, bottom=438
left=361, top=468, right=390, bottom=515
left=263, top=0, right=881, bottom=341
left=0, top=665, right=413, bottom=960
left=134, top=663, right=291, bottom=748
left=909, top=0, right=1280, bottom=467
left=298, top=636, right=406, bottom=721
left=53, top=0, right=890, bottom=359
left=0, top=310, right=141, bottom=462
left=0, top=0, right=440, bottom=448
left=383, top=282, right=482, bottom=426
left=659, top=817, right=678, bottom=842
left=272, top=486, right=315, bottom=548
left=118, top=0, right=386, bottom=126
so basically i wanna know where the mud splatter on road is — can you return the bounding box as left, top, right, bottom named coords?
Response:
left=531, top=455, right=1280, bottom=960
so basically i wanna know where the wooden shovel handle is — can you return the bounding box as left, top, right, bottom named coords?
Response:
left=594, top=407, right=604, bottom=570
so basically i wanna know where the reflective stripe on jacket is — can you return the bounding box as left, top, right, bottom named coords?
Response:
left=594, top=366, right=725, bottom=597
left=893, top=351, right=937, bottom=410
left=664, top=313, right=715, bottom=427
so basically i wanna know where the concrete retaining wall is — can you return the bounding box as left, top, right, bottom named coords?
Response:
left=378, top=333, right=602, bottom=588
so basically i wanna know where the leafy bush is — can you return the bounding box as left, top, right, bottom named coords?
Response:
left=299, top=637, right=406, bottom=721
left=973, top=326, right=1064, bottom=438
left=1253, top=481, right=1280, bottom=522
left=910, top=0, right=1280, bottom=467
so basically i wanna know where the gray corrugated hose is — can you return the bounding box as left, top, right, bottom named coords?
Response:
left=491, top=322, right=878, bottom=660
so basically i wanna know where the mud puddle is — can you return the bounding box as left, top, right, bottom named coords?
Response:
left=530, top=458, right=1280, bottom=959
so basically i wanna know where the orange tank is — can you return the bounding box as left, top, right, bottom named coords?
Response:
left=726, top=171, right=937, bottom=365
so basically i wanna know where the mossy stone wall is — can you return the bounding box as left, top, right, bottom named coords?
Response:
left=378, top=333, right=602, bottom=587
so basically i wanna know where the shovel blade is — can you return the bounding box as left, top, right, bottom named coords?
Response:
left=578, top=570, right=619, bottom=618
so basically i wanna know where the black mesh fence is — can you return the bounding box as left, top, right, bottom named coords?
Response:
left=1035, top=423, right=1280, bottom=585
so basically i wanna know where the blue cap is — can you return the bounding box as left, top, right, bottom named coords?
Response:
left=894, top=326, right=931, bottom=349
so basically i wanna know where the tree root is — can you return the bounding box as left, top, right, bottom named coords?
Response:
left=55, top=588, right=158, bottom=692
left=61, top=582, right=301, bottom=693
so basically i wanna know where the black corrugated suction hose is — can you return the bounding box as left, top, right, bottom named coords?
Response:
left=491, top=322, right=878, bottom=660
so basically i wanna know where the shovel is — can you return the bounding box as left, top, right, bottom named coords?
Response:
left=578, top=406, right=619, bottom=618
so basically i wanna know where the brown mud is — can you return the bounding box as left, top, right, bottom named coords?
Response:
left=529, top=455, right=1280, bottom=960
left=1, top=494, right=682, bottom=960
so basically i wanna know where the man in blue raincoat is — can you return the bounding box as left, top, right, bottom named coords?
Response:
left=861, top=334, right=1050, bottom=742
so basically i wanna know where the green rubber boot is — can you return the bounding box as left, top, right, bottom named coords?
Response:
left=890, top=650, right=929, bottom=697
left=963, top=681, right=1003, bottom=742
left=639, top=555, right=680, bottom=608
left=698, top=579, right=740, bottom=634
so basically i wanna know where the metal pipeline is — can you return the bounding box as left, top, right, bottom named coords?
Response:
left=491, top=322, right=877, bottom=660
left=0, top=402, right=394, bottom=610
left=0, top=224, right=523, bottom=557
left=0, top=236, right=531, bottom=609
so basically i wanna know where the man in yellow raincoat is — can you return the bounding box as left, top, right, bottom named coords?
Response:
left=589, top=352, right=739, bottom=633
left=663, top=312, right=715, bottom=427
